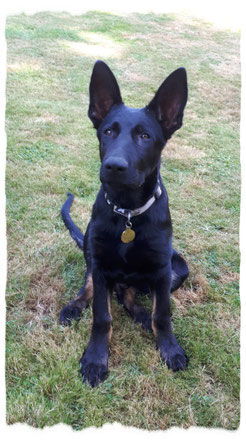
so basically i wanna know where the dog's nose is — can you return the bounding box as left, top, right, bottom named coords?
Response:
left=104, top=157, right=128, bottom=173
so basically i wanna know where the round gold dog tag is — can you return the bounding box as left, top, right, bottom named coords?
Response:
left=121, top=227, right=135, bottom=243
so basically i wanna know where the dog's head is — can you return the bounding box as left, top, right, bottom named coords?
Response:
left=88, top=61, right=188, bottom=189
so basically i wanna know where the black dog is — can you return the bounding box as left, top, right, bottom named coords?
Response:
left=60, top=61, right=189, bottom=387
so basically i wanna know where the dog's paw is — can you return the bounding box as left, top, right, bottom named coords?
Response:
left=160, top=344, right=188, bottom=372
left=59, top=303, right=82, bottom=326
left=80, top=355, right=108, bottom=387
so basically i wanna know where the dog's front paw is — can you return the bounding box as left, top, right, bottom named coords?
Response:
left=59, top=303, right=82, bottom=326
left=160, top=343, right=188, bottom=372
left=80, top=353, right=108, bottom=387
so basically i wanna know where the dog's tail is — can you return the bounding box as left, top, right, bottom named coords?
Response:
left=61, top=193, right=84, bottom=250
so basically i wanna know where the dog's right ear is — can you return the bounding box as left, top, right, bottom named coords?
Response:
left=88, top=61, right=123, bottom=129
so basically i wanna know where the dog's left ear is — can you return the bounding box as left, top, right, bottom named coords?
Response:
left=88, top=60, right=123, bottom=129
left=147, top=68, right=188, bottom=140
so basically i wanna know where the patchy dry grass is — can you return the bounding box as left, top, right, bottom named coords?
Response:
left=172, top=273, right=209, bottom=313
left=5, top=11, right=240, bottom=431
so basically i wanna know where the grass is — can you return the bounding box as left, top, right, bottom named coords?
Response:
left=5, top=11, right=240, bottom=430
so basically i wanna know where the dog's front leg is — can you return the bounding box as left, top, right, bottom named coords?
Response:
left=151, top=263, right=188, bottom=371
left=80, top=268, right=112, bottom=387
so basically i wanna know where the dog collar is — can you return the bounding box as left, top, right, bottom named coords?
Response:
left=104, top=182, right=162, bottom=219
left=105, top=182, right=162, bottom=243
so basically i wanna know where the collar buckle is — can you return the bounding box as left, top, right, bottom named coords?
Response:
left=113, top=205, right=129, bottom=217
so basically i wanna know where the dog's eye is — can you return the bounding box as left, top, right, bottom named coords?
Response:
left=140, top=132, right=150, bottom=140
left=104, top=128, right=113, bottom=136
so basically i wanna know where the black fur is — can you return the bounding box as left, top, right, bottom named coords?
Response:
left=60, top=61, right=189, bottom=387
left=61, top=193, right=84, bottom=249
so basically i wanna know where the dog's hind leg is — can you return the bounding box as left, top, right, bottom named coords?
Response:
left=171, top=249, right=189, bottom=292
left=115, top=285, right=152, bottom=332
left=59, top=272, right=93, bottom=325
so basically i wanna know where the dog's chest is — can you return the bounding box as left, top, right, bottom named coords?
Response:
left=118, top=241, right=135, bottom=264
left=91, top=206, right=172, bottom=280
left=95, top=234, right=161, bottom=278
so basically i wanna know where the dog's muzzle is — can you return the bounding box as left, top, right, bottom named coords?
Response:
left=101, top=156, right=141, bottom=186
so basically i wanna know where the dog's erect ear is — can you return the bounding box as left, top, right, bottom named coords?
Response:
left=147, top=68, right=188, bottom=140
left=88, top=60, right=123, bottom=129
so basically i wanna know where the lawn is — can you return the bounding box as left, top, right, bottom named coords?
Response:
left=5, top=11, right=240, bottom=430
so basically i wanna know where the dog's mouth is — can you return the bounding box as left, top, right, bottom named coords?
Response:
left=101, top=178, right=143, bottom=190
left=100, top=168, right=144, bottom=189
left=105, top=182, right=143, bottom=191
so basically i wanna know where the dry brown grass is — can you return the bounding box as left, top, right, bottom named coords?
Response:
left=220, top=270, right=240, bottom=284
left=28, top=269, right=64, bottom=316
left=165, top=140, right=205, bottom=161
left=172, top=273, right=209, bottom=312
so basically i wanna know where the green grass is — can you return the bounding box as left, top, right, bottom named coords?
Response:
left=5, top=11, right=240, bottom=430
